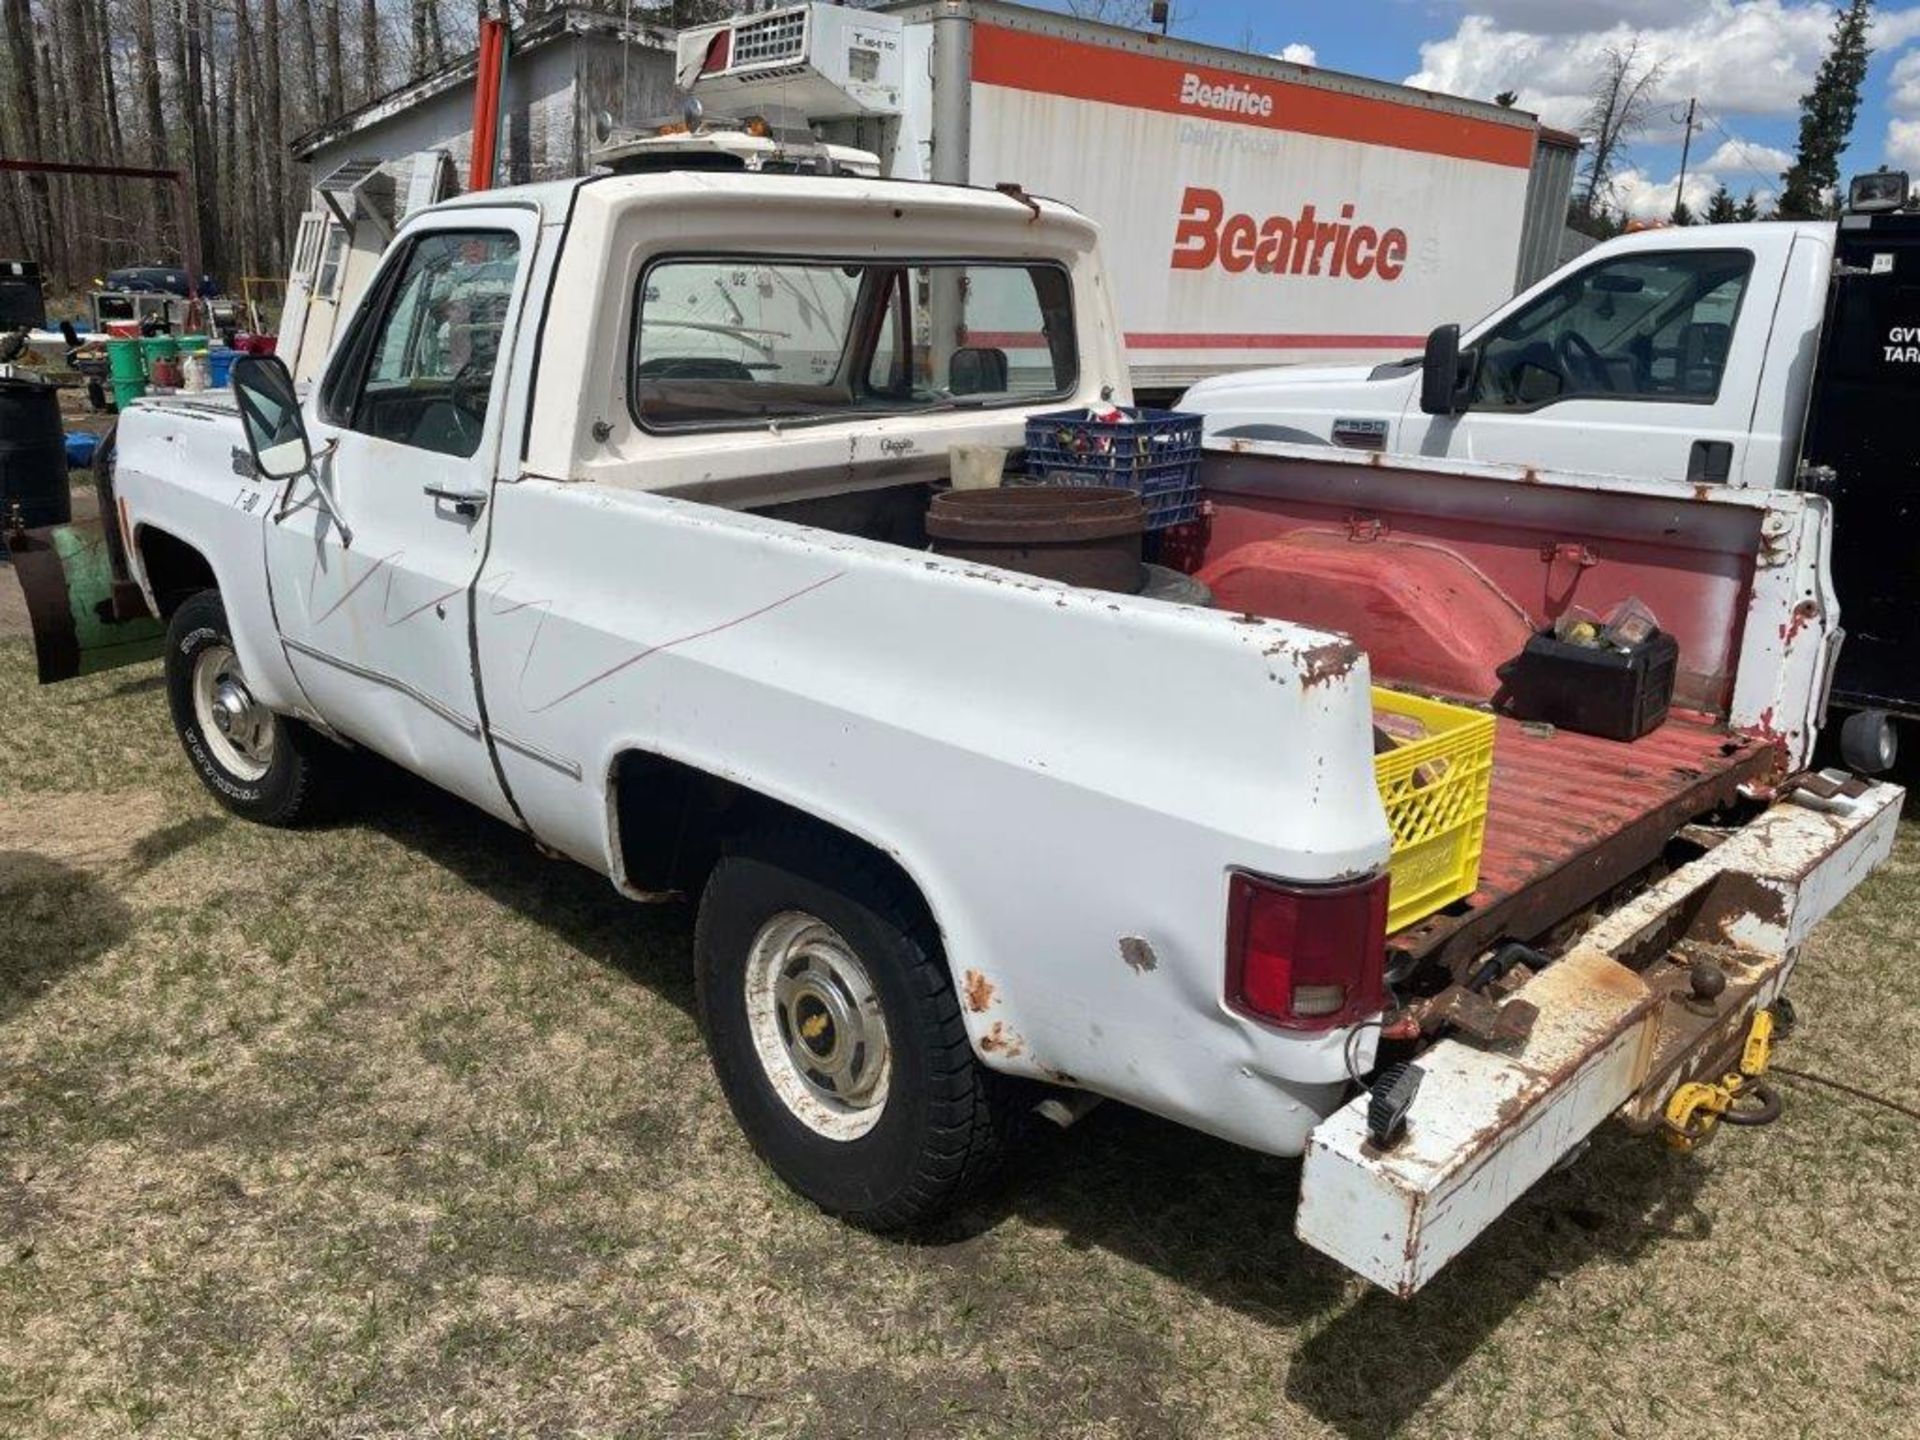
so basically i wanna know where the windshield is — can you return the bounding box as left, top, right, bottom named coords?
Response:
left=629, top=258, right=1077, bottom=430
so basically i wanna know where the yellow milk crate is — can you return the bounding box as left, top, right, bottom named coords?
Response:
left=1372, top=688, right=1497, bottom=933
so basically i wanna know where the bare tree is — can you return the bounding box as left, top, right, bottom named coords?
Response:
left=1063, top=0, right=1165, bottom=28
left=360, top=0, right=379, bottom=102
left=1576, top=37, right=1665, bottom=225
left=323, top=0, right=345, bottom=116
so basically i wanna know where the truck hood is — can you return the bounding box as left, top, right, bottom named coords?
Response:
left=129, top=390, right=241, bottom=417
left=1182, top=359, right=1412, bottom=406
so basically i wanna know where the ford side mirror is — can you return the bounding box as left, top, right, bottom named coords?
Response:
left=1419, top=323, right=1476, bottom=416
left=231, top=354, right=312, bottom=479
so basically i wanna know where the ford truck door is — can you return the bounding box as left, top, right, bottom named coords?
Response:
left=262, top=214, right=535, bottom=823
left=1404, top=234, right=1791, bottom=484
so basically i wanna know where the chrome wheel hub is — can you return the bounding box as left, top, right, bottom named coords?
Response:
left=743, top=911, right=891, bottom=1140
left=191, top=645, right=275, bottom=781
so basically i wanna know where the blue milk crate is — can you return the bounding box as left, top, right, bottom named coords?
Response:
left=1021, top=407, right=1204, bottom=531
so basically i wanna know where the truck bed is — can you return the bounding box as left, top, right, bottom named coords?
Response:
left=1387, top=712, right=1776, bottom=973
left=1187, top=444, right=1804, bottom=978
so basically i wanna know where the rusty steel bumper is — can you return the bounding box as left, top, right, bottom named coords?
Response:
left=1295, top=776, right=1904, bottom=1297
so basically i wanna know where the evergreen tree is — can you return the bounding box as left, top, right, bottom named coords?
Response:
left=1705, top=185, right=1739, bottom=223
left=1778, top=0, right=1874, bottom=218
left=1737, top=191, right=1764, bottom=221
left=1673, top=198, right=1697, bottom=225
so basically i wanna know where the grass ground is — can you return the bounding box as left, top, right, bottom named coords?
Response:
left=1, top=579, right=1917, bottom=1437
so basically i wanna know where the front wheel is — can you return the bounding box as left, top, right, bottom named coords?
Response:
left=694, top=822, right=1014, bottom=1230
left=165, top=590, right=332, bottom=825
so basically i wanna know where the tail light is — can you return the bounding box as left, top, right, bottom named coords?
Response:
left=701, top=30, right=732, bottom=74
left=1225, top=870, right=1389, bottom=1030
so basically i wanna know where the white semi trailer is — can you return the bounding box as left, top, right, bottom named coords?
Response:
left=672, top=0, right=1581, bottom=397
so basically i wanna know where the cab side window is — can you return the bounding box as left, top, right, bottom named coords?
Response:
left=320, top=230, right=520, bottom=458
left=1470, top=249, right=1753, bottom=410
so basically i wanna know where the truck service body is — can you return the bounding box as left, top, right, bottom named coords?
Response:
left=697, top=1, right=1579, bottom=393
left=1180, top=207, right=1920, bottom=758
left=14, top=169, right=1899, bottom=1298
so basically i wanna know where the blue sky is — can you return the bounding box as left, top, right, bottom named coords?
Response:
left=1032, top=1, right=1920, bottom=215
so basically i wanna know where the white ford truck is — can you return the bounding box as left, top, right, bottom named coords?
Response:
left=11, top=168, right=1903, bottom=1297
left=1181, top=181, right=1920, bottom=769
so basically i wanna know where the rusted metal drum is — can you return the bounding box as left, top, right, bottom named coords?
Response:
left=926, top=485, right=1145, bottom=593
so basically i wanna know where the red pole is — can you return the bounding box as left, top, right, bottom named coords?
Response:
left=469, top=19, right=506, bottom=192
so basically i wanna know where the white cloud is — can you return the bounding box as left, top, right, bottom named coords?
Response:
left=1882, top=42, right=1920, bottom=168
left=1700, top=136, right=1793, bottom=177
left=1609, top=164, right=1778, bottom=218
left=1273, top=42, right=1317, bottom=66
left=1891, top=49, right=1920, bottom=112
left=1450, top=2, right=1720, bottom=37
left=1888, top=116, right=1920, bottom=168
left=1609, top=166, right=1723, bottom=220
left=1876, top=9, right=1920, bottom=50
left=1406, top=2, right=1866, bottom=123
left=1448, top=1, right=1920, bottom=46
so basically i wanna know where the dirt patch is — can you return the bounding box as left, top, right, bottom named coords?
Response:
left=0, top=788, right=168, bottom=868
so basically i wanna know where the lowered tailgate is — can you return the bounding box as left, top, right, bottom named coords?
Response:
left=1297, top=777, right=1903, bottom=1296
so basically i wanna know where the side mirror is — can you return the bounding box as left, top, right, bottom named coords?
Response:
left=1418, top=323, right=1477, bottom=417
left=231, top=354, right=312, bottom=479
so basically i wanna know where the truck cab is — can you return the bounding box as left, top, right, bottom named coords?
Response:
left=1183, top=220, right=1830, bottom=491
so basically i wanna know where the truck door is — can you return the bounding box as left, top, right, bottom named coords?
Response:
left=1404, top=239, right=1783, bottom=484
left=262, top=213, right=535, bottom=823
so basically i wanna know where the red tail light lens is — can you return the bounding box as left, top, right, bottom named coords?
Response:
left=1225, top=870, right=1390, bottom=1030
left=701, top=30, right=732, bottom=74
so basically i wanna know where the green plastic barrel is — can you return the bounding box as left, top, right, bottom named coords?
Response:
left=107, top=337, right=146, bottom=380
left=178, top=335, right=211, bottom=354
left=140, top=335, right=179, bottom=366
left=111, top=376, right=147, bottom=409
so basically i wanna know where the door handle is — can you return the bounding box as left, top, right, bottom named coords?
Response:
left=423, top=483, right=488, bottom=518
left=1687, top=440, right=1734, bottom=484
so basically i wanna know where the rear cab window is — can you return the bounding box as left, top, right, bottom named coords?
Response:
left=629, top=257, right=1077, bottom=431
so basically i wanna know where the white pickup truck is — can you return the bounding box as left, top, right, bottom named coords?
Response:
left=1182, top=187, right=1920, bottom=768
left=11, top=169, right=1903, bottom=1297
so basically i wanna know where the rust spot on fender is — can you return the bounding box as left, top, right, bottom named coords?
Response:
left=963, top=969, right=996, bottom=1013
left=1300, top=639, right=1363, bottom=689
left=979, top=1020, right=1024, bottom=1058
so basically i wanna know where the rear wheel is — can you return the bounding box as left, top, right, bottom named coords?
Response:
left=695, top=822, right=1013, bottom=1229
left=166, top=590, right=332, bottom=825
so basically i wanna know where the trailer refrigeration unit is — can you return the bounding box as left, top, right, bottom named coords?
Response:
left=671, top=0, right=1580, bottom=397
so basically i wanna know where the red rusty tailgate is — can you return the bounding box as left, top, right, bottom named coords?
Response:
left=1388, top=712, right=1779, bottom=976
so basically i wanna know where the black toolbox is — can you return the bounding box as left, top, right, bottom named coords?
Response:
left=1494, top=630, right=1679, bottom=741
